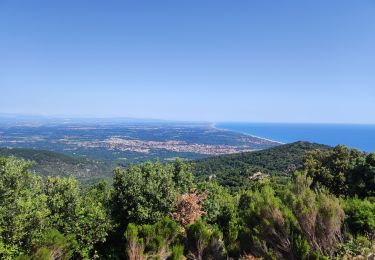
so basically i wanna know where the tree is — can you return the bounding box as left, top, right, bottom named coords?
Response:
left=348, top=153, right=375, bottom=198
left=343, top=197, right=375, bottom=236
left=44, top=176, right=112, bottom=258
left=173, top=158, right=194, bottom=193
left=0, top=158, right=49, bottom=259
left=44, top=177, right=81, bottom=234
left=113, top=160, right=194, bottom=225
left=303, top=145, right=374, bottom=198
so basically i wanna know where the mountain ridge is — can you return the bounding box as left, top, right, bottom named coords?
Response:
left=193, top=141, right=331, bottom=188
left=0, top=141, right=331, bottom=187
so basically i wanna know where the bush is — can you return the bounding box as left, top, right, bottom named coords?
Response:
left=335, top=235, right=375, bottom=259
left=284, top=173, right=344, bottom=257
left=343, top=197, right=375, bottom=236
left=186, top=220, right=226, bottom=260
left=124, top=218, right=181, bottom=259
left=113, top=160, right=194, bottom=225
left=31, top=228, right=76, bottom=260
left=238, top=186, right=296, bottom=259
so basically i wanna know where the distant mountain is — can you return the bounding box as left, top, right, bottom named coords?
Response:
left=193, top=141, right=331, bottom=189
left=0, top=147, right=113, bottom=185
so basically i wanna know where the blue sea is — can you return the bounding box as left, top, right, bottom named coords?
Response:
left=215, top=123, right=375, bottom=153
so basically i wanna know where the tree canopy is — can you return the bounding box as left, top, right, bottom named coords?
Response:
left=0, top=144, right=374, bottom=259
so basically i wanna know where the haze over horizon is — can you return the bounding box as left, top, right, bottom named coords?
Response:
left=1, top=0, right=375, bottom=124
left=1, top=112, right=375, bottom=126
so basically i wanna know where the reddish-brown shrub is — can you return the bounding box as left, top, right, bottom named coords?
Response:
left=172, top=190, right=206, bottom=226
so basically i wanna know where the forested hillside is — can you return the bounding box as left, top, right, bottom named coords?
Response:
left=0, top=144, right=374, bottom=259
left=0, top=147, right=113, bottom=184
left=0, top=142, right=328, bottom=188
left=193, top=141, right=330, bottom=188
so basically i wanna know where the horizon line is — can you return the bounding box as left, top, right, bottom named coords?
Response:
left=1, top=112, right=375, bottom=126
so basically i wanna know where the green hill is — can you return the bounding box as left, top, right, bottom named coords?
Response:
left=0, top=147, right=113, bottom=185
left=193, top=141, right=331, bottom=188
left=1, top=141, right=330, bottom=188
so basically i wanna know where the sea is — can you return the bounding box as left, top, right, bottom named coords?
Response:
left=215, top=123, right=375, bottom=153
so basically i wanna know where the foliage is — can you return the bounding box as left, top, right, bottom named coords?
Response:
left=350, top=152, right=375, bottom=198
left=238, top=185, right=296, bottom=259
left=113, top=160, right=194, bottom=225
left=44, top=176, right=112, bottom=258
left=186, top=220, right=226, bottom=260
left=197, top=181, right=240, bottom=254
left=0, top=147, right=113, bottom=185
left=0, top=157, right=111, bottom=259
left=44, top=177, right=81, bottom=233
left=124, top=218, right=181, bottom=259
left=172, top=190, right=206, bottom=226
left=194, top=141, right=330, bottom=189
left=124, top=223, right=144, bottom=260
left=303, top=145, right=375, bottom=198
left=173, top=158, right=195, bottom=193
left=335, top=235, right=375, bottom=259
left=31, top=228, right=76, bottom=260
left=0, top=157, right=49, bottom=259
left=171, top=244, right=185, bottom=260
left=342, top=197, right=375, bottom=236
left=284, top=173, right=345, bottom=256
left=1, top=143, right=374, bottom=260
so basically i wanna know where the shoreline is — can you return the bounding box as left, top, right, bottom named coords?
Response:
left=211, top=123, right=285, bottom=145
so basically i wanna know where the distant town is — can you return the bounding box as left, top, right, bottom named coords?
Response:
left=64, top=136, right=255, bottom=155
left=0, top=119, right=279, bottom=161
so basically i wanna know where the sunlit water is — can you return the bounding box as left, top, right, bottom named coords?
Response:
left=216, top=123, right=375, bottom=152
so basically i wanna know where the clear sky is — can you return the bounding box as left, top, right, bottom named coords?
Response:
left=1, top=0, right=374, bottom=123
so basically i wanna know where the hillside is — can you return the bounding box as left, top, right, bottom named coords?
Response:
left=0, top=147, right=113, bottom=184
left=193, top=141, right=331, bottom=188
left=1, top=143, right=373, bottom=259
left=1, top=142, right=330, bottom=188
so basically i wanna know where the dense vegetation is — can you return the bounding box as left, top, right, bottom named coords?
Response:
left=0, top=147, right=113, bottom=185
left=0, top=142, right=327, bottom=188
left=193, top=141, right=330, bottom=189
left=0, top=144, right=374, bottom=259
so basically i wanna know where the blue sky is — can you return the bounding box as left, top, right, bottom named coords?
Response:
left=1, top=0, right=374, bottom=123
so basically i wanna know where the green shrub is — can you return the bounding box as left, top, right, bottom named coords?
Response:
left=197, top=181, right=239, bottom=252
left=124, top=218, right=181, bottom=259
left=31, top=228, right=75, bottom=260
left=186, top=220, right=226, bottom=260
left=343, top=197, right=375, bottom=235
left=113, top=160, right=194, bottom=225
left=171, top=244, right=185, bottom=260
left=335, top=235, right=375, bottom=259
left=238, top=186, right=296, bottom=259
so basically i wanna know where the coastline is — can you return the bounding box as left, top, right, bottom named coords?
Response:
left=211, top=123, right=375, bottom=152
left=211, top=123, right=284, bottom=145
